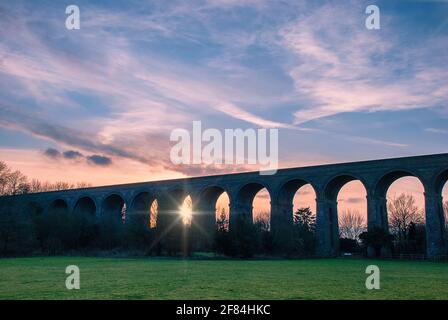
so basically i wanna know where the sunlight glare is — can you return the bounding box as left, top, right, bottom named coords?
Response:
left=179, top=195, right=193, bottom=226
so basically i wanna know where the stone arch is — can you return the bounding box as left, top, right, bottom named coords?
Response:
left=156, top=187, right=192, bottom=229
left=73, top=196, right=96, bottom=216
left=198, top=186, right=231, bottom=220
left=277, top=178, right=314, bottom=207
left=27, top=201, right=44, bottom=216
left=324, top=174, right=368, bottom=202
left=199, top=185, right=230, bottom=204
left=155, top=187, right=193, bottom=255
left=48, top=199, right=69, bottom=214
left=374, top=169, right=425, bottom=198
left=164, top=187, right=192, bottom=211
left=335, top=180, right=368, bottom=242
left=188, top=186, right=231, bottom=250
left=433, top=168, right=448, bottom=196
left=373, top=169, right=426, bottom=231
left=101, top=194, right=126, bottom=222
left=319, top=174, right=368, bottom=256
left=129, top=191, right=156, bottom=227
left=234, top=182, right=271, bottom=226
left=376, top=170, right=427, bottom=255
left=274, top=178, right=316, bottom=227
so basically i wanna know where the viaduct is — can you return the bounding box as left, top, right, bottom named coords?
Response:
left=3, top=153, right=448, bottom=258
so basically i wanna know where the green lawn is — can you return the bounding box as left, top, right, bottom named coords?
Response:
left=0, top=257, right=447, bottom=299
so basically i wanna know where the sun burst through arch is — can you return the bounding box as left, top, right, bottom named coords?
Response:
left=179, top=195, right=193, bottom=226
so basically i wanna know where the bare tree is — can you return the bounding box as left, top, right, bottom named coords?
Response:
left=338, top=209, right=366, bottom=240
left=76, top=182, right=92, bottom=189
left=388, top=193, right=424, bottom=242
left=254, top=210, right=270, bottom=231
left=2, top=170, right=28, bottom=195
left=52, top=181, right=75, bottom=191
left=0, top=160, right=91, bottom=195
left=28, top=179, right=42, bottom=193
left=0, top=161, right=10, bottom=195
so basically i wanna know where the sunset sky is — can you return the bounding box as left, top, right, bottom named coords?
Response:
left=1, top=1, right=448, bottom=219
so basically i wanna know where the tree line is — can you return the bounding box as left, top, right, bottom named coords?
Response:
left=0, top=161, right=91, bottom=196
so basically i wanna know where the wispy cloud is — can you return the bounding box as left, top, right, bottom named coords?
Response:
left=346, top=136, right=408, bottom=148
left=425, top=127, right=448, bottom=134
left=279, top=2, right=448, bottom=124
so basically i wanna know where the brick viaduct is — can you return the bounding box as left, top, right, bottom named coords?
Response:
left=4, top=153, right=448, bottom=257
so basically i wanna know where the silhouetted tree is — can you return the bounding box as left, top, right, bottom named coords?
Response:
left=231, top=214, right=260, bottom=258
left=213, top=210, right=233, bottom=255
left=254, top=212, right=273, bottom=255
left=406, top=221, right=426, bottom=254
left=388, top=193, right=424, bottom=241
left=0, top=200, right=36, bottom=256
left=339, top=209, right=366, bottom=240
left=388, top=193, right=425, bottom=253
left=291, top=207, right=316, bottom=257
left=254, top=210, right=270, bottom=231
left=123, top=212, right=156, bottom=254
left=359, top=227, right=394, bottom=257
left=34, top=204, right=97, bottom=254
left=0, top=161, right=91, bottom=195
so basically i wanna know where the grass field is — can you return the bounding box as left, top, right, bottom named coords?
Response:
left=0, top=257, right=447, bottom=299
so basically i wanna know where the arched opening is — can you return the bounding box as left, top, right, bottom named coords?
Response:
left=337, top=180, right=367, bottom=241
left=435, top=169, right=448, bottom=234
left=102, top=194, right=126, bottom=223
left=157, top=188, right=191, bottom=226
left=130, top=192, right=157, bottom=228
left=190, top=186, right=230, bottom=251
left=235, top=183, right=271, bottom=229
left=216, top=192, right=230, bottom=231
left=27, top=201, right=43, bottom=216
left=275, top=179, right=317, bottom=255
left=180, top=195, right=193, bottom=226
left=48, top=199, right=69, bottom=215
left=253, top=188, right=271, bottom=230
left=278, top=179, right=316, bottom=218
left=376, top=171, right=426, bottom=255
left=324, top=175, right=367, bottom=255
left=293, top=184, right=317, bottom=218
left=154, top=189, right=193, bottom=255
left=198, top=186, right=230, bottom=231
left=73, top=197, right=96, bottom=216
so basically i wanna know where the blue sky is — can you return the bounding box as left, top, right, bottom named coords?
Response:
left=0, top=0, right=447, bottom=186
